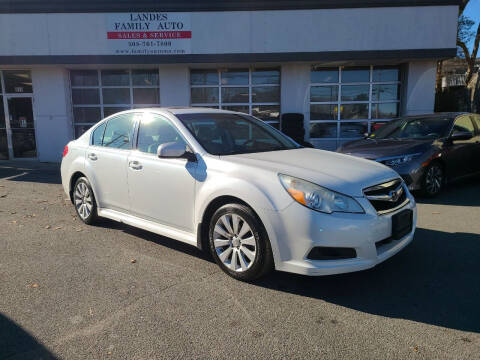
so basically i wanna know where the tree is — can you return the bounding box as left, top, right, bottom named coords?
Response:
left=435, top=2, right=476, bottom=91
left=456, top=0, right=480, bottom=111
left=457, top=15, right=475, bottom=58
left=457, top=5, right=480, bottom=85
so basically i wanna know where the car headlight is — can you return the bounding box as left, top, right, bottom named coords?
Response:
left=381, top=153, right=421, bottom=167
left=278, top=174, right=364, bottom=214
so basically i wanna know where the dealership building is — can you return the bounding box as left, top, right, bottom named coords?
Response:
left=0, top=0, right=459, bottom=161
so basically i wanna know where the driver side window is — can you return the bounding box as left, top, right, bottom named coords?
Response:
left=137, top=114, right=187, bottom=154
left=453, top=116, right=475, bottom=135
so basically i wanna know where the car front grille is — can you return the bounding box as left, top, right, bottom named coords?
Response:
left=363, top=179, right=409, bottom=215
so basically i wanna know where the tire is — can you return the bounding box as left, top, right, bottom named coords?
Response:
left=72, top=176, right=98, bottom=224
left=208, top=203, right=274, bottom=281
left=422, top=162, right=444, bottom=197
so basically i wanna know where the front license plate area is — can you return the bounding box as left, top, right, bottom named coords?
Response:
left=391, top=209, right=413, bottom=240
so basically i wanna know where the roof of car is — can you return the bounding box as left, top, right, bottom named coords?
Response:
left=401, top=112, right=469, bottom=119
left=145, top=107, right=238, bottom=115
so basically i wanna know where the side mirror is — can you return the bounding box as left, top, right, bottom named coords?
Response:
left=157, top=142, right=196, bottom=161
left=450, top=131, right=473, bottom=142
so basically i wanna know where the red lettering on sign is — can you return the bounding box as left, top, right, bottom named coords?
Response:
left=107, top=31, right=192, bottom=39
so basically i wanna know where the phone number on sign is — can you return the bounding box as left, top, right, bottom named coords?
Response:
left=128, top=41, right=173, bottom=47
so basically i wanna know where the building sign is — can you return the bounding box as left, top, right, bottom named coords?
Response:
left=106, top=13, right=191, bottom=55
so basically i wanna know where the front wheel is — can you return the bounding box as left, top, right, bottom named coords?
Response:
left=208, top=204, right=273, bottom=281
left=73, top=177, right=98, bottom=224
left=422, top=162, right=444, bottom=197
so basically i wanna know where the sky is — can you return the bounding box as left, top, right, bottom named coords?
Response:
left=464, top=0, right=480, bottom=51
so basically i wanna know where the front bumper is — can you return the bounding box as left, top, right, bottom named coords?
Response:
left=389, top=162, right=426, bottom=192
left=262, top=191, right=417, bottom=276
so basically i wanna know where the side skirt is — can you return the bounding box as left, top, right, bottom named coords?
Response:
left=97, top=208, right=198, bottom=248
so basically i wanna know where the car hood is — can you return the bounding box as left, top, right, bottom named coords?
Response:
left=221, top=148, right=399, bottom=197
left=338, top=138, right=433, bottom=160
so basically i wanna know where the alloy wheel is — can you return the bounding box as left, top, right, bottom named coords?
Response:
left=74, top=181, right=93, bottom=220
left=213, top=213, right=257, bottom=272
left=425, top=165, right=443, bottom=195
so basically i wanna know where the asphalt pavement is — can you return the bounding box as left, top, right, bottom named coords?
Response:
left=1, top=161, right=479, bottom=359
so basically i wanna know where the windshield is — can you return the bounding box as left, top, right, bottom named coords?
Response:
left=369, top=116, right=453, bottom=140
left=177, top=113, right=301, bottom=155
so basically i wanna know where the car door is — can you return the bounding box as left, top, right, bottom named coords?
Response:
left=444, top=115, right=476, bottom=179
left=127, top=113, right=197, bottom=232
left=469, top=114, right=480, bottom=173
left=86, top=113, right=139, bottom=212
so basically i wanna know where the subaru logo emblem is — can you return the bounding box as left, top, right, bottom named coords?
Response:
left=389, top=187, right=403, bottom=202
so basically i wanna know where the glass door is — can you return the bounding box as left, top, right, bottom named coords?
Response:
left=0, top=96, right=8, bottom=159
left=7, top=97, right=37, bottom=158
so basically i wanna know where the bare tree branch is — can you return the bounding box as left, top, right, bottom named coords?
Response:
left=459, top=0, right=470, bottom=16
left=457, top=39, right=472, bottom=64
left=471, top=23, right=480, bottom=65
left=461, top=23, right=480, bottom=85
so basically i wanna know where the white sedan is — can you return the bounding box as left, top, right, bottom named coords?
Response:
left=61, top=108, right=417, bottom=281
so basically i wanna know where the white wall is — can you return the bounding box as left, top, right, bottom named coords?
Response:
left=0, top=6, right=458, bottom=56
left=280, top=63, right=310, bottom=140
left=159, top=66, right=190, bottom=106
left=404, top=61, right=437, bottom=115
left=31, top=68, right=72, bottom=162
left=281, top=64, right=310, bottom=115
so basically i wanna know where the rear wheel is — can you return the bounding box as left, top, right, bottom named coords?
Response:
left=208, top=203, right=273, bottom=281
left=73, top=177, right=97, bottom=224
left=422, top=162, right=444, bottom=197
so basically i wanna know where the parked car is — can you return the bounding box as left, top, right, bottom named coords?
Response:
left=337, top=113, right=480, bottom=197
left=61, top=108, right=416, bottom=280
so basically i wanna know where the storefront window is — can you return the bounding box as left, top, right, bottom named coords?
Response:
left=190, top=68, right=281, bottom=126
left=3, top=70, right=33, bottom=93
left=309, top=65, right=401, bottom=146
left=70, top=69, right=160, bottom=138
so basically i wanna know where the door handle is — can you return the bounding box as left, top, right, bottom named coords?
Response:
left=129, top=160, right=143, bottom=170
left=88, top=153, right=97, bottom=161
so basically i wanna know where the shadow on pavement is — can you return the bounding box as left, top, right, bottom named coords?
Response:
left=0, top=162, right=61, bottom=184
left=93, top=215, right=480, bottom=333
left=414, top=175, right=480, bottom=207
left=0, top=313, right=57, bottom=359
left=254, top=227, right=480, bottom=333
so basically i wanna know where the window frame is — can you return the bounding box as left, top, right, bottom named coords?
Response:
left=70, top=69, right=161, bottom=139
left=189, top=68, right=281, bottom=126
left=309, top=65, right=402, bottom=145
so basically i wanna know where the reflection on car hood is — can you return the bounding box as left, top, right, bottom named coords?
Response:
left=338, top=138, right=433, bottom=160
left=222, top=148, right=399, bottom=197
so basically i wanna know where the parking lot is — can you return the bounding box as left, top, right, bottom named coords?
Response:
left=1, top=161, right=479, bottom=359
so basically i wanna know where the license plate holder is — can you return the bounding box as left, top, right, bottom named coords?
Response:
left=391, top=209, right=413, bottom=240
